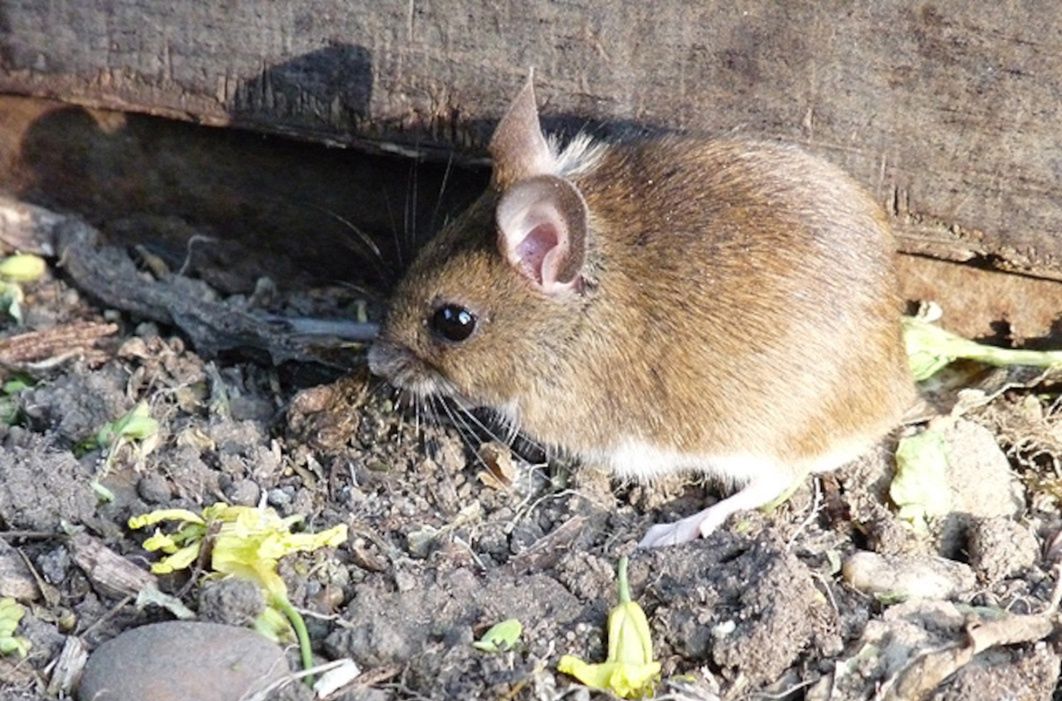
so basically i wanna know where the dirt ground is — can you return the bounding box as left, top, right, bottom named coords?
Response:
left=0, top=201, right=1061, bottom=700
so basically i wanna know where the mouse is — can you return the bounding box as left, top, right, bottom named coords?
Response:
left=368, top=74, right=917, bottom=547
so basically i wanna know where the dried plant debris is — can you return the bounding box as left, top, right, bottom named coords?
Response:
left=0, top=321, right=117, bottom=368
left=882, top=572, right=1062, bottom=701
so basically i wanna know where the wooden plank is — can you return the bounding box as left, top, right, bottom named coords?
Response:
left=0, top=1, right=1060, bottom=282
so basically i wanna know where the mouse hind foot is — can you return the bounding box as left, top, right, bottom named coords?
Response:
left=637, top=470, right=795, bottom=548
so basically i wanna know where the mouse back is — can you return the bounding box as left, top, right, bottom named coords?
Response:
left=370, top=77, right=916, bottom=474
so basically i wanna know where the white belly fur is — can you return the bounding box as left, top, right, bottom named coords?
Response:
left=594, top=436, right=876, bottom=485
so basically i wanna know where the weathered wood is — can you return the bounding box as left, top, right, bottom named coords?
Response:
left=0, top=1, right=1059, bottom=280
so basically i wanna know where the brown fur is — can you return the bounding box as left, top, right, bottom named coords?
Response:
left=371, top=134, right=915, bottom=473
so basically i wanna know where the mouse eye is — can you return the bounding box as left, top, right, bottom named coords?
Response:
left=429, top=304, right=477, bottom=342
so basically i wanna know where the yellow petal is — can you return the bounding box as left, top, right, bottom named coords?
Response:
left=142, top=530, right=179, bottom=554
left=216, top=558, right=287, bottom=598
left=128, top=509, right=205, bottom=530
left=279, top=524, right=349, bottom=553
left=558, top=655, right=612, bottom=689
left=211, top=535, right=273, bottom=571
left=210, top=538, right=287, bottom=597
left=608, top=601, right=655, bottom=664
left=606, top=661, right=661, bottom=698
left=279, top=514, right=305, bottom=530
left=149, top=543, right=201, bottom=574
left=558, top=656, right=660, bottom=699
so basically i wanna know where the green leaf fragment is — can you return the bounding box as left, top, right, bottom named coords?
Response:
left=0, top=598, right=31, bottom=658
left=890, top=428, right=952, bottom=533
left=0, top=398, right=16, bottom=426
left=254, top=605, right=294, bottom=644
left=0, top=281, right=24, bottom=322
left=96, top=401, right=159, bottom=446
left=472, top=618, right=523, bottom=653
left=2, top=377, right=31, bottom=395
left=903, top=316, right=1062, bottom=382
left=90, top=479, right=116, bottom=503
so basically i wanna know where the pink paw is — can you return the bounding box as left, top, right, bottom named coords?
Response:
left=637, top=505, right=734, bottom=548
left=637, top=514, right=704, bottom=548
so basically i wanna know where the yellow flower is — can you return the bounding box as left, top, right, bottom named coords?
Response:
left=129, top=503, right=347, bottom=598
left=130, top=510, right=209, bottom=574
left=558, top=557, right=660, bottom=699
left=130, top=502, right=347, bottom=684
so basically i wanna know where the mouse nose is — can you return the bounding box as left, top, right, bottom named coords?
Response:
left=366, top=341, right=392, bottom=378
left=367, top=339, right=410, bottom=380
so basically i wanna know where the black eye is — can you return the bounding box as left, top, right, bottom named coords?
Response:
left=430, top=304, right=477, bottom=342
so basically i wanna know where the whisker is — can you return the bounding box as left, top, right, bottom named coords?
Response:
left=403, top=160, right=414, bottom=259
left=427, top=394, right=443, bottom=432
left=454, top=404, right=508, bottom=448
left=448, top=393, right=544, bottom=460
left=219, top=180, right=394, bottom=287
left=415, top=393, right=421, bottom=440
left=381, top=186, right=404, bottom=270
left=302, top=200, right=388, bottom=269
left=429, top=151, right=454, bottom=235
left=439, top=398, right=490, bottom=473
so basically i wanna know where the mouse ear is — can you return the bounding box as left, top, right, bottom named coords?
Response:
left=489, top=72, right=557, bottom=187
left=496, top=174, right=588, bottom=296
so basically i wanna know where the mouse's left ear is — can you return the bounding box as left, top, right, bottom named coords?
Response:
left=489, top=73, right=557, bottom=188
left=496, top=174, right=588, bottom=296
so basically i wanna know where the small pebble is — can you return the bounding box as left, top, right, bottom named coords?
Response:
left=225, top=478, right=261, bottom=506
left=393, top=569, right=417, bottom=593
left=134, top=322, right=159, bottom=338
left=842, top=550, right=976, bottom=601
left=79, top=621, right=289, bottom=701
left=267, top=487, right=292, bottom=508
left=198, top=579, right=264, bottom=627
left=0, top=540, right=40, bottom=600
left=36, top=546, right=71, bottom=586
left=509, top=520, right=545, bottom=555
left=136, top=472, right=172, bottom=504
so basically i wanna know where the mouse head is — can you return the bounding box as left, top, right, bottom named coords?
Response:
left=368, top=76, right=593, bottom=407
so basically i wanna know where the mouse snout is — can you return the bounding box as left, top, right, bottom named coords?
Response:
left=367, top=339, right=454, bottom=399
left=367, top=339, right=404, bottom=379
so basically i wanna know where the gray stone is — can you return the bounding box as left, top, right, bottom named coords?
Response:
left=78, top=621, right=289, bottom=701
left=136, top=472, right=172, bottom=504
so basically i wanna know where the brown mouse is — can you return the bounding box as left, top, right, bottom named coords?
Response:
left=368, top=75, right=916, bottom=547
